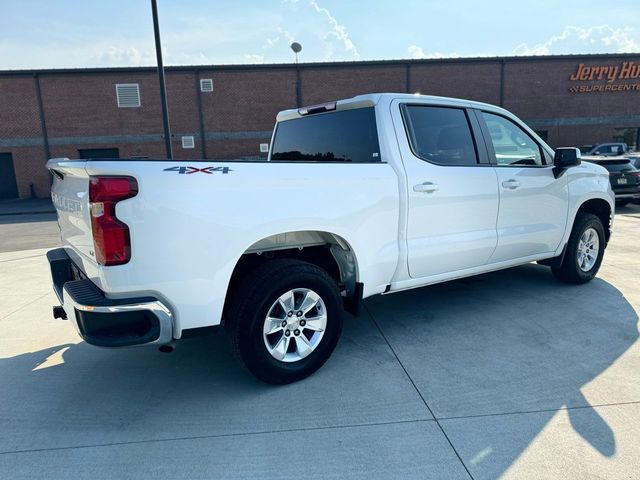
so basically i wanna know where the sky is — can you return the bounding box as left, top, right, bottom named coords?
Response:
left=1, top=0, right=639, bottom=70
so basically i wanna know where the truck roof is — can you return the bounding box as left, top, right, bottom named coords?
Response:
left=276, top=92, right=508, bottom=122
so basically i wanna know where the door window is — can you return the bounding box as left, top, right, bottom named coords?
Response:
left=402, top=105, right=478, bottom=166
left=482, top=112, right=544, bottom=166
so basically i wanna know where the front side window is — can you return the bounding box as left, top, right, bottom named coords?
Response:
left=402, top=105, right=478, bottom=166
left=271, top=107, right=380, bottom=163
left=482, top=112, right=543, bottom=166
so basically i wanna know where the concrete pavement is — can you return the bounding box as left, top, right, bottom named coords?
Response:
left=0, top=207, right=639, bottom=479
left=0, top=213, right=60, bottom=253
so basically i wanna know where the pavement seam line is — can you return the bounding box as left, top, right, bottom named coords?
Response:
left=0, top=418, right=434, bottom=456
left=0, top=293, right=51, bottom=322
left=363, top=304, right=475, bottom=480
left=0, top=254, right=46, bottom=263
left=437, top=399, right=640, bottom=422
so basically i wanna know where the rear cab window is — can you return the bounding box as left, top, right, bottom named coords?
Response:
left=270, top=107, right=381, bottom=163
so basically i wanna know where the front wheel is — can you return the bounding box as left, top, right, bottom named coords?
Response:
left=225, top=259, right=343, bottom=384
left=552, top=213, right=605, bottom=284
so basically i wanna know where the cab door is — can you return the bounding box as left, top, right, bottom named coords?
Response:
left=391, top=100, right=500, bottom=279
left=477, top=110, right=568, bottom=263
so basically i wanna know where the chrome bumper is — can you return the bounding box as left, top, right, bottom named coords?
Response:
left=47, top=248, right=173, bottom=348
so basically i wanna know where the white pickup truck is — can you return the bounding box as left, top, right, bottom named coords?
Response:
left=47, top=93, right=614, bottom=384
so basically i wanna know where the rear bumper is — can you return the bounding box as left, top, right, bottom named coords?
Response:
left=611, top=184, right=640, bottom=200
left=613, top=192, right=640, bottom=200
left=47, top=248, right=173, bottom=347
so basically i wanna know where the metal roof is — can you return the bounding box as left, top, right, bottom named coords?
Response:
left=1, top=52, right=639, bottom=77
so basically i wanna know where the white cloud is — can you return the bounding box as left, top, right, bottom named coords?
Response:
left=244, top=53, right=265, bottom=64
left=262, top=0, right=359, bottom=62
left=407, top=45, right=459, bottom=59
left=96, top=46, right=154, bottom=66
left=261, top=26, right=295, bottom=51
left=513, top=25, right=640, bottom=56
left=308, top=0, right=359, bottom=59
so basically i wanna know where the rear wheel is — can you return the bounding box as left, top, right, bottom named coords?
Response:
left=551, top=213, right=605, bottom=284
left=225, top=259, right=343, bottom=384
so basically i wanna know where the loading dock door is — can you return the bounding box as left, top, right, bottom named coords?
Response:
left=78, top=148, right=120, bottom=159
left=0, top=153, right=19, bottom=199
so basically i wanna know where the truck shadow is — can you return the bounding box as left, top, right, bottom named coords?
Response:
left=364, top=262, right=639, bottom=476
left=0, top=263, right=637, bottom=478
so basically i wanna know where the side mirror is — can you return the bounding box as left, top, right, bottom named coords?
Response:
left=553, top=147, right=581, bottom=178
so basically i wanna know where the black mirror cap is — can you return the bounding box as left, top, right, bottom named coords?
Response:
left=554, top=147, right=582, bottom=167
left=553, top=147, right=581, bottom=178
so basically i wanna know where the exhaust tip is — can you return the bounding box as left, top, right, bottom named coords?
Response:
left=158, top=344, right=174, bottom=353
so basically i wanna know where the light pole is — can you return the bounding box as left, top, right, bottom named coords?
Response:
left=291, top=42, right=302, bottom=107
left=151, top=0, right=172, bottom=159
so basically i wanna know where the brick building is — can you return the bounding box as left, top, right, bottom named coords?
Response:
left=1, top=53, right=640, bottom=198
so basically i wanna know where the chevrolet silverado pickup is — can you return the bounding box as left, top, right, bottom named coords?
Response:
left=47, top=93, right=615, bottom=384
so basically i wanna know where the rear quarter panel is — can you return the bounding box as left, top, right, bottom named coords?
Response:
left=83, top=160, right=399, bottom=335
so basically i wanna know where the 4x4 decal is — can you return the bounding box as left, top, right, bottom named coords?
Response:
left=164, top=166, right=232, bottom=174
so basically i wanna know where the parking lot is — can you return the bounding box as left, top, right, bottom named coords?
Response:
left=1, top=205, right=639, bottom=479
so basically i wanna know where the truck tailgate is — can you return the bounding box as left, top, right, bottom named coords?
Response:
left=48, top=158, right=95, bottom=264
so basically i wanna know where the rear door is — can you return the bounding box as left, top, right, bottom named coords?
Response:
left=391, top=100, right=500, bottom=278
left=0, top=153, right=19, bottom=199
left=477, top=110, right=568, bottom=262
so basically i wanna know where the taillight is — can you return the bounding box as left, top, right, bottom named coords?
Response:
left=88, top=176, right=138, bottom=266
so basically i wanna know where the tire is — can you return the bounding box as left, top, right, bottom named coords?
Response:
left=551, top=213, right=605, bottom=284
left=225, top=259, right=343, bottom=384
left=615, top=200, right=630, bottom=207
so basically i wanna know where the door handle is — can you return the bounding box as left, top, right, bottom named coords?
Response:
left=501, top=179, right=520, bottom=190
left=413, top=182, right=439, bottom=193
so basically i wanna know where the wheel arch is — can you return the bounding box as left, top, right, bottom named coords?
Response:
left=575, top=198, right=612, bottom=244
left=223, top=230, right=362, bottom=322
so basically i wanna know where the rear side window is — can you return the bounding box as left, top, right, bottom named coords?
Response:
left=402, top=105, right=478, bottom=166
left=271, top=107, right=380, bottom=163
left=594, top=144, right=624, bottom=155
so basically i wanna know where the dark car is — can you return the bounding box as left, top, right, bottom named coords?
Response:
left=580, top=143, right=628, bottom=156
left=583, top=158, right=640, bottom=206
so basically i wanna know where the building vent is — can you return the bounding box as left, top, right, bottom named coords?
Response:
left=200, top=78, right=213, bottom=92
left=181, top=135, right=195, bottom=149
left=115, top=84, right=141, bottom=107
